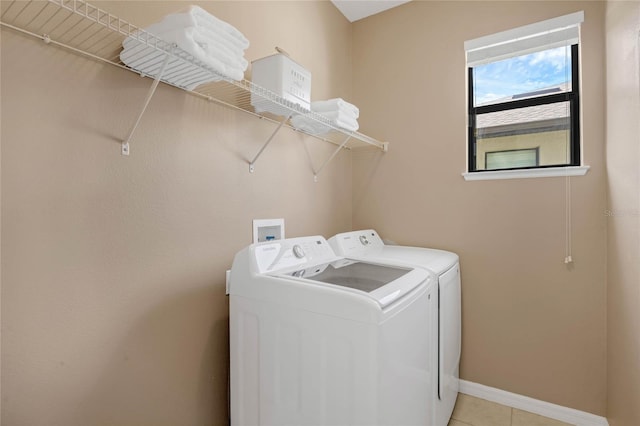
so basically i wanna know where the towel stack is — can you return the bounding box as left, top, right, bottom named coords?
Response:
left=312, top=98, right=359, bottom=131
left=290, top=98, right=360, bottom=135
left=120, top=6, right=249, bottom=90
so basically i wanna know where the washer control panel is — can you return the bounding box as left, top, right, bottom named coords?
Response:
left=254, top=236, right=337, bottom=273
left=328, top=229, right=385, bottom=257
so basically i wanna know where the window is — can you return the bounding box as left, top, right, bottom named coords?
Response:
left=465, top=12, right=584, bottom=175
left=486, top=148, right=539, bottom=170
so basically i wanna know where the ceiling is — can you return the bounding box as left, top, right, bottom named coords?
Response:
left=331, top=0, right=412, bottom=22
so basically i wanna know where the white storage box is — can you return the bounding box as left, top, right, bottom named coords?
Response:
left=250, top=53, right=311, bottom=117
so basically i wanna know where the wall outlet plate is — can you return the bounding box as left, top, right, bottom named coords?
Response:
left=253, top=218, right=285, bottom=243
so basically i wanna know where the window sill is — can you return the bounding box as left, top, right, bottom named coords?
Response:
left=462, top=166, right=590, bottom=181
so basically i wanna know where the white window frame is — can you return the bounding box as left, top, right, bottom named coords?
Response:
left=462, top=11, right=590, bottom=181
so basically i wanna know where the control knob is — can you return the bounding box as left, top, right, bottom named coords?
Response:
left=292, top=245, right=305, bottom=258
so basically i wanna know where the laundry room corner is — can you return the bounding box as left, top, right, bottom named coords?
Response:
left=351, top=0, right=607, bottom=418
left=3, top=0, right=639, bottom=425
left=605, top=1, right=640, bottom=425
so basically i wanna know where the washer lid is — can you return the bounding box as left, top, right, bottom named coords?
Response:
left=281, top=259, right=427, bottom=308
left=329, top=229, right=459, bottom=275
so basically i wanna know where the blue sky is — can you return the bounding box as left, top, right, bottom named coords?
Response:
left=473, top=46, right=571, bottom=105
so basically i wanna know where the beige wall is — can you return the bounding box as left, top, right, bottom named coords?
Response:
left=6, top=1, right=637, bottom=424
left=0, top=16, right=3, bottom=419
left=605, top=1, right=640, bottom=425
left=1, top=2, right=353, bottom=425
left=352, top=1, right=607, bottom=415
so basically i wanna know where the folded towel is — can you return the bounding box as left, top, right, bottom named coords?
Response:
left=123, top=26, right=248, bottom=71
left=317, top=110, right=359, bottom=132
left=185, top=26, right=248, bottom=70
left=141, top=5, right=249, bottom=52
left=145, top=27, right=246, bottom=77
left=122, top=26, right=245, bottom=81
left=121, top=5, right=249, bottom=84
left=311, top=98, right=359, bottom=119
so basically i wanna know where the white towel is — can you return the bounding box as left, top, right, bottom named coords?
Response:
left=144, top=27, right=246, bottom=78
left=142, top=5, right=249, bottom=51
left=123, top=26, right=248, bottom=71
left=121, top=27, right=245, bottom=82
left=311, top=98, right=359, bottom=119
left=317, top=110, right=359, bottom=132
left=121, top=5, right=249, bottom=84
left=185, top=26, right=248, bottom=70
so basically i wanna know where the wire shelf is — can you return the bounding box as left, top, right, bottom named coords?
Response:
left=0, top=0, right=388, bottom=152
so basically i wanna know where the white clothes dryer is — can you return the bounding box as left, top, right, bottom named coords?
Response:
left=329, top=230, right=461, bottom=426
left=229, top=236, right=438, bottom=426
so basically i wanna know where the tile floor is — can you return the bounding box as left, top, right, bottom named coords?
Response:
left=447, top=394, right=574, bottom=426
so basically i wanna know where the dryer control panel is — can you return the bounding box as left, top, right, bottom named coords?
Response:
left=328, top=229, right=385, bottom=257
left=253, top=236, right=338, bottom=274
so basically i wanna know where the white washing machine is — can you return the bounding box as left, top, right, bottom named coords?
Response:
left=229, top=236, right=437, bottom=425
left=329, top=230, right=461, bottom=426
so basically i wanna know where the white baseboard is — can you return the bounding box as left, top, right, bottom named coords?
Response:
left=458, top=380, right=609, bottom=426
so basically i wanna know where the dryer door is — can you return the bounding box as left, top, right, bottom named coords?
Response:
left=439, top=264, right=461, bottom=413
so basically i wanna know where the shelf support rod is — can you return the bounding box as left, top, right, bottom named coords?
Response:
left=313, top=133, right=352, bottom=182
left=249, top=113, right=291, bottom=173
left=121, top=52, right=172, bottom=156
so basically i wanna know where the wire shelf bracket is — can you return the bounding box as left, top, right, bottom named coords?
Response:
left=121, top=51, right=172, bottom=156
left=249, top=113, right=292, bottom=173
left=313, top=133, right=352, bottom=182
